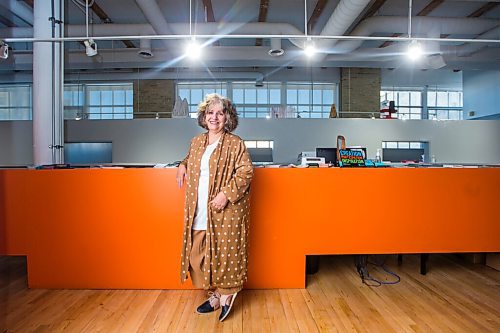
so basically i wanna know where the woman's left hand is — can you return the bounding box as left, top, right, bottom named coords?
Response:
left=210, top=192, right=228, bottom=211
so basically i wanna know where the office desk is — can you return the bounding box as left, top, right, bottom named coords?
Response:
left=0, top=168, right=499, bottom=289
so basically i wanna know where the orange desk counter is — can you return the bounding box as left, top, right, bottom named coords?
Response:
left=1, top=168, right=499, bottom=289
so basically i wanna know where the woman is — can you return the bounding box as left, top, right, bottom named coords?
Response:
left=176, top=93, right=253, bottom=322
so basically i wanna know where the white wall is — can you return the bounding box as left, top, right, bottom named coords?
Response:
left=463, top=70, right=500, bottom=120
left=2, top=119, right=499, bottom=166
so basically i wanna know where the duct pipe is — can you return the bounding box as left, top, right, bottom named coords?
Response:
left=315, top=0, right=372, bottom=50
left=63, top=70, right=265, bottom=81
left=332, top=16, right=499, bottom=53
left=3, top=17, right=497, bottom=49
left=134, top=0, right=173, bottom=48
left=138, top=38, right=153, bottom=58
left=268, top=38, right=284, bottom=56
left=0, top=0, right=34, bottom=26
left=65, top=22, right=303, bottom=39
left=457, top=25, right=500, bottom=57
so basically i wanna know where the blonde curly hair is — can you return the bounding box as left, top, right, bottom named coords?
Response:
left=197, top=93, right=239, bottom=132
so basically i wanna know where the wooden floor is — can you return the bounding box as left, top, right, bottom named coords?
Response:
left=1, top=254, right=499, bottom=332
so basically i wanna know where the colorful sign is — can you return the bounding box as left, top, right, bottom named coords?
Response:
left=338, top=149, right=366, bottom=167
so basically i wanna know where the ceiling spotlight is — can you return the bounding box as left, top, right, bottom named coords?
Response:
left=84, top=39, right=98, bottom=57
left=407, top=40, right=422, bottom=61
left=304, top=39, right=316, bottom=57
left=0, top=40, right=9, bottom=60
left=185, top=39, right=201, bottom=60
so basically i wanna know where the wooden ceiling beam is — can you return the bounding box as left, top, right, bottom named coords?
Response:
left=89, top=1, right=135, bottom=48
left=0, top=15, right=16, bottom=28
left=417, top=0, right=444, bottom=16
left=363, top=0, right=387, bottom=19
left=255, top=0, right=270, bottom=46
left=202, top=0, right=216, bottom=22
left=468, top=2, right=498, bottom=18
left=23, top=0, right=34, bottom=8
left=439, top=2, right=499, bottom=39
left=379, top=0, right=444, bottom=48
left=307, top=0, right=329, bottom=33
left=201, top=0, right=220, bottom=46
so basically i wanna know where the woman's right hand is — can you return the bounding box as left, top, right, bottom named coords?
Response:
left=176, top=164, right=187, bottom=188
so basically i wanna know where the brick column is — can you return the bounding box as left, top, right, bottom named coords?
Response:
left=133, top=80, right=175, bottom=118
left=340, top=68, right=381, bottom=118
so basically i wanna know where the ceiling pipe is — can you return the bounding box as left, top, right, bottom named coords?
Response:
left=331, top=16, right=499, bottom=53
left=3, top=17, right=497, bottom=49
left=314, top=0, right=372, bottom=50
left=134, top=0, right=173, bottom=48
left=456, top=26, right=500, bottom=57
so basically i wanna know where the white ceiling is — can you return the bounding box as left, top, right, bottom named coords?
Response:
left=1, top=0, right=499, bottom=71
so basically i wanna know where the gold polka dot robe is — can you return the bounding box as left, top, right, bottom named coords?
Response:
left=180, top=131, right=253, bottom=290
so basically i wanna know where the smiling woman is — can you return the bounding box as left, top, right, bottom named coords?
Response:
left=175, top=93, right=253, bottom=322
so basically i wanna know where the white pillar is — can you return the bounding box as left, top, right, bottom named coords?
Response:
left=33, top=0, right=64, bottom=165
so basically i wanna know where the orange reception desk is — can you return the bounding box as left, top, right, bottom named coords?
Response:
left=1, top=168, right=499, bottom=289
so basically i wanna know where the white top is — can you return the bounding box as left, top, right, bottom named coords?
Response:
left=192, top=138, right=219, bottom=230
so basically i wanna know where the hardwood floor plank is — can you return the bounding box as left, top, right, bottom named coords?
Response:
left=1, top=254, right=499, bottom=332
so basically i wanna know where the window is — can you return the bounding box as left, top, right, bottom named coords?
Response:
left=380, top=90, right=422, bottom=120
left=64, top=83, right=133, bottom=120
left=177, top=82, right=227, bottom=118
left=244, top=140, right=274, bottom=149
left=428, top=89, right=463, bottom=120
left=286, top=83, right=335, bottom=118
left=0, top=85, right=32, bottom=120
left=382, top=141, right=424, bottom=149
left=233, top=82, right=281, bottom=118
left=244, top=140, right=274, bottom=164
left=86, top=83, right=133, bottom=120
left=177, top=81, right=337, bottom=118
left=382, top=141, right=427, bottom=163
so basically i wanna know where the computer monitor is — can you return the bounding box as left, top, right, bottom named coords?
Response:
left=316, top=148, right=337, bottom=166
left=65, top=142, right=112, bottom=164
left=247, top=148, right=273, bottom=164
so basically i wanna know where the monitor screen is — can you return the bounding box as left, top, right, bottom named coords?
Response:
left=247, top=148, right=273, bottom=164
left=316, top=148, right=337, bottom=166
left=64, top=142, right=112, bottom=164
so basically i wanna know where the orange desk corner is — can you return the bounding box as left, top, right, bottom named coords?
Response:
left=1, top=168, right=499, bottom=289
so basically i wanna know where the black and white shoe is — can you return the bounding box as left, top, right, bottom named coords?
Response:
left=196, top=291, right=220, bottom=314
left=219, top=292, right=238, bottom=322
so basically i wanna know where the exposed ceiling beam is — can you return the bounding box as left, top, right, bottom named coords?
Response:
left=468, top=2, right=499, bottom=18
left=202, top=0, right=220, bottom=46
left=307, top=0, right=329, bottom=33
left=345, top=0, right=386, bottom=36
left=23, top=0, right=34, bottom=8
left=255, top=0, right=270, bottom=46
left=439, top=2, right=499, bottom=38
left=0, top=14, right=16, bottom=28
left=379, top=0, right=443, bottom=48
left=363, top=0, right=387, bottom=19
left=418, top=0, right=444, bottom=16
left=90, top=1, right=135, bottom=48
left=202, top=0, right=216, bottom=22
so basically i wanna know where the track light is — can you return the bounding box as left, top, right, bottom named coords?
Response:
left=185, top=39, right=201, bottom=60
left=407, top=40, right=422, bottom=61
left=304, top=39, right=316, bottom=57
left=84, top=39, right=97, bottom=57
left=0, top=40, right=9, bottom=59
